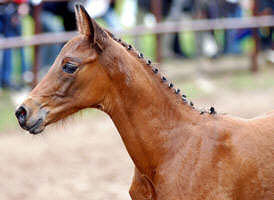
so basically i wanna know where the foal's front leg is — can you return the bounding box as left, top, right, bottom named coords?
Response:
left=129, top=168, right=155, bottom=200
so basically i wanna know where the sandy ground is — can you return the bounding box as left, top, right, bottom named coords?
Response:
left=0, top=113, right=133, bottom=200
left=0, top=57, right=273, bottom=200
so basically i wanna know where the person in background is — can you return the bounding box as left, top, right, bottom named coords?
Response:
left=31, top=0, right=65, bottom=69
left=258, top=0, right=273, bottom=52
left=168, top=0, right=192, bottom=58
left=41, top=1, right=76, bottom=31
left=200, top=0, right=223, bottom=57
left=137, top=0, right=174, bottom=56
left=0, top=0, right=27, bottom=89
left=223, top=0, right=243, bottom=54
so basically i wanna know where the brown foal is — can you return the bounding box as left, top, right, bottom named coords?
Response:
left=15, top=5, right=273, bottom=200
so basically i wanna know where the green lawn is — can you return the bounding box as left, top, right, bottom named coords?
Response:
left=0, top=91, right=17, bottom=132
left=174, top=66, right=274, bottom=100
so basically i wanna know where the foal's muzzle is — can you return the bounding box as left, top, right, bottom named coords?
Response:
left=15, top=103, right=47, bottom=135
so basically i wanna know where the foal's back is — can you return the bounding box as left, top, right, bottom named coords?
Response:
left=166, top=113, right=274, bottom=200
left=220, top=113, right=274, bottom=199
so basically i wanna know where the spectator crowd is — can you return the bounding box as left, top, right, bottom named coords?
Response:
left=0, top=0, right=273, bottom=90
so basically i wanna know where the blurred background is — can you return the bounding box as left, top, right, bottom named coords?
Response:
left=0, top=0, right=273, bottom=199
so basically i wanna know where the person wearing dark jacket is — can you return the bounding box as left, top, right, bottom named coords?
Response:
left=0, top=0, right=27, bottom=89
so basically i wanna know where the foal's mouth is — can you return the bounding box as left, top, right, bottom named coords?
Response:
left=18, top=118, right=45, bottom=135
left=26, top=118, right=44, bottom=135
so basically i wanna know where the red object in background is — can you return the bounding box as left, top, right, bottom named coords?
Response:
left=13, top=0, right=27, bottom=4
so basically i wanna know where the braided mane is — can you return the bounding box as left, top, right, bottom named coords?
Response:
left=107, top=33, right=216, bottom=115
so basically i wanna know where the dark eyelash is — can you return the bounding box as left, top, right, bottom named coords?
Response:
left=62, top=63, right=78, bottom=74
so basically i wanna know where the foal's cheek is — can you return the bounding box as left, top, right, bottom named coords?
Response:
left=55, top=76, right=75, bottom=96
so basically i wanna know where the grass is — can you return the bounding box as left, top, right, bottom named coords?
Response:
left=222, top=68, right=274, bottom=91
left=175, top=66, right=274, bottom=100
left=177, top=82, right=206, bottom=99
left=0, top=91, right=17, bottom=132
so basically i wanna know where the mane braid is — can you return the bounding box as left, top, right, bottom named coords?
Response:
left=109, top=34, right=216, bottom=115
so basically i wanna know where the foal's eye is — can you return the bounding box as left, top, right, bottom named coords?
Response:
left=62, top=63, right=78, bottom=74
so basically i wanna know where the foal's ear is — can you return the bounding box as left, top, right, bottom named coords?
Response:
left=74, top=4, right=107, bottom=50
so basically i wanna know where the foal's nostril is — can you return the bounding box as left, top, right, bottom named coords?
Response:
left=15, top=106, right=28, bottom=126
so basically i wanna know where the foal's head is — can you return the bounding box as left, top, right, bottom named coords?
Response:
left=15, top=5, right=120, bottom=134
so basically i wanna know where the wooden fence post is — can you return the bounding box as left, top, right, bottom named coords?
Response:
left=151, top=0, right=162, bottom=63
left=33, top=3, right=42, bottom=88
left=251, top=0, right=260, bottom=72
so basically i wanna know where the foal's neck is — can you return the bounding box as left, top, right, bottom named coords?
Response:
left=100, top=43, right=203, bottom=177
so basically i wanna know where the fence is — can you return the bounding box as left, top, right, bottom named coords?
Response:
left=0, top=16, right=273, bottom=49
left=0, top=0, right=273, bottom=87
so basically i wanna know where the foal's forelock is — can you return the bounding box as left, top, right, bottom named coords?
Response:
left=107, top=34, right=217, bottom=115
